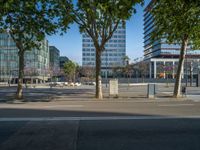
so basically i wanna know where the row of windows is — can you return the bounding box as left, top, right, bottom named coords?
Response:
left=83, top=57, right=123, bottom=61
left=83, top=54, right=124, bottom=58
left=144, top=25, right=154, bottom=37
left=83, top=43, right=125, bottom=48
left=83, top=39, right=125, bottom=43
left=82, top=62, right=123, bottom=66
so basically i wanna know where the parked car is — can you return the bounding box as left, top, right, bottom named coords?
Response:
left=49, top=82, right=64, bottom=88
left=75, top=82, right=81, bottom=86
left=84, top=81, right=96, bottom=86
left=63, top=82, right=68, bottom=86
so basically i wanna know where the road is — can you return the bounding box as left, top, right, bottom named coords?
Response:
left=0, top=100, right=200, bottom=150
left=0, top=118, right=200, bottom=150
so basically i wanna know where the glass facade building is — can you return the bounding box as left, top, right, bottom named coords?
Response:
left=144, top=1, right=200, bottom=79
left=59, top=56, right=69, bottom=69
left=82, top=23, right=126, bottom=75
left=49, top=46, right=60, bottom=69
left=0, top=33, right=49, bottom=82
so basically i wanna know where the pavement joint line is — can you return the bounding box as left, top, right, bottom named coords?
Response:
left=1, top=116, right=200, bottom=121
left=158, top=104, right=194, bottom=107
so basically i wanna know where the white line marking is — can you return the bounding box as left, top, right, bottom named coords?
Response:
left=43, top=105, right=84, bottom=108
left=0, top=116, right=200, bottom=121
left=159, top=104, right=194, bottom=107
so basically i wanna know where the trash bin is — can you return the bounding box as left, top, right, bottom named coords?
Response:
left=147, top=84, right=155, bottom=98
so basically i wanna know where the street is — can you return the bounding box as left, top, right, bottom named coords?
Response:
left=0, top=118, right=200, bottom=150
left=0, top=100, right=200, bottom=150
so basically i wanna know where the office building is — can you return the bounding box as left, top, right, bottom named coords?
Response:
left=0, top=33, right=49, bottom=83
left=144, top=1, right=200, bottom=79
left=49, top=46, right=60, bottom=70
left=59, top=56, right=69, bottom=70
left=82, top=23, right=126, bottom=76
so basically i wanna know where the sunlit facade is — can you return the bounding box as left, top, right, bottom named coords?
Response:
left=82, top=23, right=126, bottom=76
left=0, top=33, right=49, bottom=83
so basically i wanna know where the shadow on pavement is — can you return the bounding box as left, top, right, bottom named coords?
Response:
left=0, top=108, right=200, bottom=150
left=0, top=108, right=160, bottom=118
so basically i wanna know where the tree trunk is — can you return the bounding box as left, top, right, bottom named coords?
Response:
left=95, top=50, right=103, bottom=99
left=16, top=51, right=24, bottom=99
left=173, top=35, right=188, bottom=98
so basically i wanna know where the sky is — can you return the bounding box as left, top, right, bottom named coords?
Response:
left=46, top=0, right=151, bottom=65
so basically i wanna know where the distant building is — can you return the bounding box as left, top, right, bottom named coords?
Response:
left=0, top=33, right=49, bottom=83
left=59, top=56, right=69, bottom=69
left=49, top=46, right=60, bottom=70
left=144, top=1, right=200, bottom=79
left=82, top=23, right=126, bottom=76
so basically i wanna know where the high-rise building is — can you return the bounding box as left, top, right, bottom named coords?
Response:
left=59, top=56, right=69, bottom=70
left=144, top=1, right=200, bottom=79
left=49, top=46, right=60, bottom=69
left=82, top=23, right=126, bottom=76
left=0, top=33, right=49, bottom=83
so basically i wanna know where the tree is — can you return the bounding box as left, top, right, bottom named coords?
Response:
left=80, top=66, right=96, bottom=81
left=0, top=0, right=72, bottom=99
left=123, top=64, right=133, bottom=85
left=123, top=55, right=130, bottom=66
left=66, top=0, right=143, bottom=99
left=151, top=0, right=200, bottom=98
left=63, top=60, right=77, bottom=82
left=138, top=61, right=148, bottom=82
left=48, top=63, right=61, bottom=82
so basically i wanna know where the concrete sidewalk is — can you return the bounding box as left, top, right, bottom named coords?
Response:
left=0, top=85, right=199, bottom=103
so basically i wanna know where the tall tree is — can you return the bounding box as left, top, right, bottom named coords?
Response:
left=63, top=60, right=77, bottom=82
left=0, top=0, right=72, bottom=99
left=60, top=0, right=143, bottom=99
left=151, top=0, right=200, bottom=98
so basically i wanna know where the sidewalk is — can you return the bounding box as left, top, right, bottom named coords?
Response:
left=0, top=85, right=199, bottom=103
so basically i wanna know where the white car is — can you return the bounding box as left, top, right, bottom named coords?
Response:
left=75, top=82, right=81, bottom=86
left=63, top=82, right=68, bottom=86
left=69, top=82, right=75, bottom=86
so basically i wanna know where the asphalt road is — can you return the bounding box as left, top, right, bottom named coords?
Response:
left=0, top=118, right=200, bottom=150
left=0, top=100, right=200, bottom=150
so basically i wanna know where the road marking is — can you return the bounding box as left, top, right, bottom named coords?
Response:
left=158, top=104, right=194, bottom=107
left=0, top=116, right=200, bottom=121
left=43, top=105, right=84, bottom=108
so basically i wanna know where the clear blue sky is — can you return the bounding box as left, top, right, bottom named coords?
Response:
left=47, top=0, right=150, bottom=65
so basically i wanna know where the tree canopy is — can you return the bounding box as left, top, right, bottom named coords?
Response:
left=0, top=0, right=72, bottom=51
left=68, top=0, right=143, bottom=99
left=151, top=0, right=200, bottom=97
left=63, top=60, right=77, bottom=81
left=0, top=0, right=73, bottom=99
left=152, top=0, right=200, bottom=48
